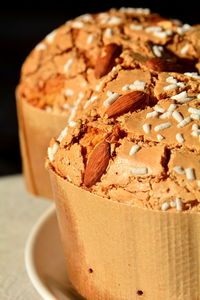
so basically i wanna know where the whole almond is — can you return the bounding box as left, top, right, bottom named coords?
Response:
left=106, top=91, right=146, bottom=118
left=44, top=74, right=65, bottom=94
left=148, top=14, right=169, bottom=26
left=95, top=43, right=122, bottom=79
left=146, top=58, right=185, bottom=73
left=84, top=141, right=110, bottom=187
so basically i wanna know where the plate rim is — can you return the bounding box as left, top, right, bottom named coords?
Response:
left=25, top=203, right=58, bottom=300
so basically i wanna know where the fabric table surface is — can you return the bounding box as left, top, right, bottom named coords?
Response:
left=0, top=174, right=52, bottom=300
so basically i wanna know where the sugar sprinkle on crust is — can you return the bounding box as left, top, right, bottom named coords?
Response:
left=176, top=198, right=183, bottom=211
left=184, top=72, right=200, bottom=79
left=146, top=111, right=159, bottom=118
left=57, top=127, right=68, bottom=143
left=104, top=28, right=113, bottom=37
left=178, top=97, right=194, bottom=104
left=154, top=122, right=172, bottom=132
left=131, top=167, right=148, bottom=175
left=181, top=44, right=190, bottom=55
left=191, top=114, right=200, bottom=120
left=163, top=83, right=177, bottom=91
left=172, top=111, right=184, bottom=123
left=47, top=142, right=59, bottom=162
left=103, top=93, right=120, bottom=107
left=188, top=108, right=200, bottom=115
left=185, top=168, right=196, bottom=180
left=19, top=8, right=200, bottom=211
left=152, top=45, right=163, bottom=57
left=176, top=133, right=185, bottom=143
left=143, top=123, right=151, bottom=134
left=72, top=21, right=84, bottom=28
left=63, top=58, right=74, bottom=73
left=166, top=76, right=177, bottom=84
left=45, top=30, right=56, bottom=43
left=35, top=43, right=47, bottom=51
left=168, top=104, right=177, bottom=113
left=84, top=95, right=99, bottom=109
left=68, top=121, right=77, bottom=127
left=159, top=112, right=171, bottom=119
left=157, top=134, right=164, bottom=141
left=129, top=145, right=141, bottom=156
left=87, top=34, right=95, bottom=44
left=170, top=200, right=176, bottom=208
left=64, top=89, right=74, bottom=97
left=171, top=91, right=187, bottom=101
left=177, top=117, right=191, bottom=128
left=173, top=166, right=185, bottom=174
left=154, top=105, right=165, bottom=113
left=130, top=24, right=143, bottom=30
left=161, top=202, right=170, bottom=211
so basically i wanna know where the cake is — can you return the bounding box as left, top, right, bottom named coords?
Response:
left=47, top=8, right=200, bottom=300
left=17, top=7, right=200, bottom=199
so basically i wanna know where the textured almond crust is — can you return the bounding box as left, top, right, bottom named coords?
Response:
left=50, top=168, right=200, bottom=300
left=18, top=8, right=200, bottom=116
left=17, top=8, right=200, bottom=198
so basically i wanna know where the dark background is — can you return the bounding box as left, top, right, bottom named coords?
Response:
left=0, top=1, right=199, bottom=176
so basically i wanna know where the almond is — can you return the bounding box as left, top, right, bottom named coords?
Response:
left=44, top=74, right=65, bottom=94
left=106, top=91, right=146, bottom=118
left=84, top=141, right=110, bottom=187
left=146, top=58, right=184, bottom=72
left=148, top=15, right=169, bottom=26
left=95, top=43, right=122, bottom=79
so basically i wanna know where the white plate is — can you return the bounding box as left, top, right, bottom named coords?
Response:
left=25, top=204, right=84, bottom=300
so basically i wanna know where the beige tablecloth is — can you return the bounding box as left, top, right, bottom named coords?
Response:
left=0, top=174, right=52, bottom=300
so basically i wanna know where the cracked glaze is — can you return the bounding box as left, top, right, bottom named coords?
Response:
left=18, top=8, right=200, bottom=210
left=49, top=64, right=200, bottom=211
left=18, top=8, right=200, bottom=121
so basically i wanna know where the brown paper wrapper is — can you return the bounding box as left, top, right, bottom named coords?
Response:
left=49, top=168, right=200, bottom=300
left=16, top=90, right=67, bottom=199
